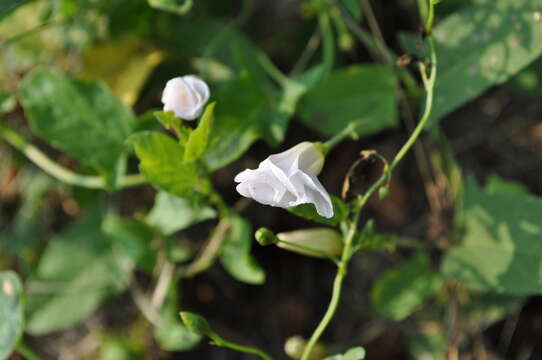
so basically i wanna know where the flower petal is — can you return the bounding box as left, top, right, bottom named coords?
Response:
left=289, top=170, right=334, bottom=218
left=161, top=75, right=210, bottom=120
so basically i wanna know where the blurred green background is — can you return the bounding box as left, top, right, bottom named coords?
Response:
left=2, top=0, right=542, bottom=359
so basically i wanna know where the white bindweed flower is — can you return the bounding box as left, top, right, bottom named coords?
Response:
left=234, top=142, right=334, bottom=218
left=161, top=75, right=210, bottom=120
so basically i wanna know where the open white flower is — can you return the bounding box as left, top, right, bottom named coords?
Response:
left=161, top=75, right=210, bottom=120
left=235, top=142, right=334, bottom=218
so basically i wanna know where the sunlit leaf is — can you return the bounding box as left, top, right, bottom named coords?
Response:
left=184, top=103, right=215, bottom=162
left=371, top=253, right=444, bottom=321
left=441, top=177, right=542, bottom=294
left=400, top=0, right=542, bottom=122
left=130, top=131, right=204, bottom=199
left=19, top=68, right=136, bottom=184
left=81, top=38, right=164, bottom=106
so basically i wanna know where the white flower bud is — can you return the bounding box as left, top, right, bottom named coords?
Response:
left=161, top=75, right=210, bottom=120
left=276, top=228, right=343, bottom=258
left=234, top=142, right=333, bottom=218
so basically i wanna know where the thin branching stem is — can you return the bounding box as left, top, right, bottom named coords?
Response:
left=300, top=210, right=360, bottom=360
left=0, top=123, right=145, bottom=189
left=300, top=1, right=438, bottom=358
left=214, top=340, right=273, bottom=360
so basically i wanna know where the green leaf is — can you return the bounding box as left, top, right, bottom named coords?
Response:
left=441, top=177, right=542, bottom=294
left=19, top=68, right=136, bottom=183
left=164, top=20, right=325, bottom=170
left=407, top=331, right=446, bottom=360
left=4, top=169, right=53, bottom=255
left=353, top=220, right=395, bottom=252
left=505, top=57, right=542, bottom=96
left=180, top=312, right=214, bottom=338
left=205, top=67, right=322, bottom=170
left=219, top=215, right=265, bottom=285
left=99, top=337, right=135, bottom=360
left=485, top=174, right=530, bottom=195
left=165, top=19, right=267, bottom=86
left=287, top=196, right=349, bottom=226
left=0, top=0, right=30, bottom=20
left=0, top=271, right=23, bottom=360
left=0, top=90, right=16, bottom=114
left=339, top=0, right=362, bottom=21
left=81, top=38, right=163, bottom=106
left=146, top=191, right=216, bottom=236
left=130, top=131, right=203, bottom=199
left=26, top=204, right=134, bottom=335
left=426, top=0, right=542, bottom=122
left=298, top=65, right=397, bottom=137
left=204, top=72, right=272, bottom=170
left=155, top=305, right=201, bottom=351
left=153, top=111, right=191, bottom=144
left=461, top=292, right=523, bottom=334
left=184, top=103, right=215, bottom=162
left=371, top=253, right=444, bottom=321
left=102, top=216, right=156, bottom=273
left=325, top=346, right=366, bottom=360
left=147, top=0, right=192, bottom=15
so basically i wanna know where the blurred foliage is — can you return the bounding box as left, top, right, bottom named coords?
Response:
left=1, top=0, right=542, bottom=359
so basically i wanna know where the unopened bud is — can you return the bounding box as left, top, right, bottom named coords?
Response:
left=180, top=312, right=213, bottom=337
left=255, top=227, right=279, bottom=246
left=378, top=186, right=389, bottom=199
left=276, top=228, right=343, bottom=258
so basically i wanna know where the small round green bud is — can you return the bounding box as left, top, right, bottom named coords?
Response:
left=378, top=186, right=390, bottom=199
left=255, top=227, right=279, bottom=246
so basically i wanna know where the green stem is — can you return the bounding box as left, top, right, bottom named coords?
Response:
left=301, top=2, right=438, bottom=358
left=362, top=35, right=437, bottom=204
left=318, top=10, right=335, bottom=78
left=257, top=51, right=290, bottom=88
left=0, top=123, right=146, bottom=189
left=300, top=211, right=361, bottom=360
left=323, top=121, right=360, bottom=153
left=331, top=0, right=419, bottom=97
left=215, top=340, right=273, bottom=360
left=200, top=0, right=254, bottom=79
left=16, top=343, right=43, bottom=360
left=425, top=0, right=435, bottom=34
left=417, top=0, right=429, bottom=25
left=223, top=342, right=272, bottom=360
